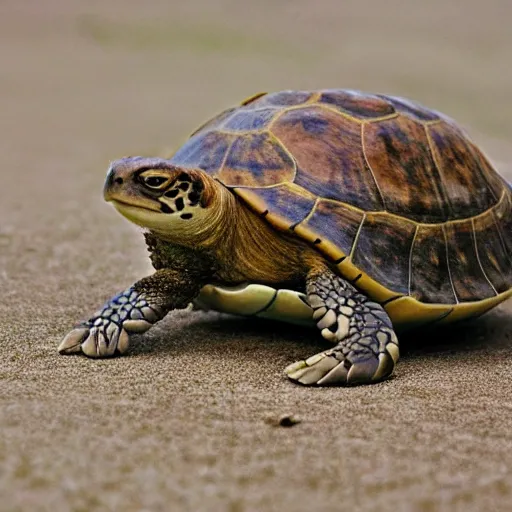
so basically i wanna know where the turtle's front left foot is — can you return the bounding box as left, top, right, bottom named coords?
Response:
left=58, top=287, right=163, bottom=357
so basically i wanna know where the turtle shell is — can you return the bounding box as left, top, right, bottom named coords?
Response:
left=170, top=89, right=512, bottom=327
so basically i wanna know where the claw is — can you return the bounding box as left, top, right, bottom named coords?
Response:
left=346, top=355, right=380, bottom=384
left=58, top=287, right=158, bottom=358
left=386, top=342, right=400, bottom=364
left=58, top=323, right=131, bottom=358
left=317, top=362, right=349, bottom=385
left=97, top=329, right=109, bottom=356
left=372, top=351, right=396, bottom=381
left=285, top=347, right=395, bottom=386
left=123, top=319, right=153, bottom=333
left=141, top=306, right=160, bottom=323
left=297, top=357, right=339, bottom=385
left=284, top=360, right=307, bottom=375
left=81, top=329, right=100, bottom=357
left=117, top=329, right=130, bottom=354
left=58, top=327, right=90, bottom=354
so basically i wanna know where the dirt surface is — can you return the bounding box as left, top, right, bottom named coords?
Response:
left=1, top=1, right=512, bottom=510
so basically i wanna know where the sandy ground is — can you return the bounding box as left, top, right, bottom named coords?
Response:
left=1, top=1, right=512, bottom=510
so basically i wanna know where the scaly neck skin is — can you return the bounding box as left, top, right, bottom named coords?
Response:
left=150, top=180, right=318, bottom=288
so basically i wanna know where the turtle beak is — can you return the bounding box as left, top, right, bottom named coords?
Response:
left=104, top=166, right=121, bottom=202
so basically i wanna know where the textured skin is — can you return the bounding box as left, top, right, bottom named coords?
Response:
left=58, top=287, right=163, bottom=357
left=169, top=89, right=512, bottom=308
left=285, top=266, right=399, bottom=385
left=58, top=243, right=218, bottom=357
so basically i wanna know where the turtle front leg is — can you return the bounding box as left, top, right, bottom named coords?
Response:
left=58, top=269, right=204, bottom=357
left=285, top=266, right=399, bottom=386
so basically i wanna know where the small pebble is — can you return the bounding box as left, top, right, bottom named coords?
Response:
left=264, top=413, right=301, bottom=428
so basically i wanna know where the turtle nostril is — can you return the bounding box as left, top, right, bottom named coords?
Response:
left=114, top=177, right=124, bottom=185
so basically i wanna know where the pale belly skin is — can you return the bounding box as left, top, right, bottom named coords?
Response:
left=194, top=283, right=512, bottom=331
left=193, top=283, right=314, bottom=326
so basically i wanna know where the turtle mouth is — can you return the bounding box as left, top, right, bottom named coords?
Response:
left=110, top=199, right=186, bottom=233
left=109, top=200, right=168, bottom=229
left=110, top=199, right=162, bottom=214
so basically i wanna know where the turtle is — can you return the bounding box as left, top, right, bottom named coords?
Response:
left=58, top=89, right=512, bottom=386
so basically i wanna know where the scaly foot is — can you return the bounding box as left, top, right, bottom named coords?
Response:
left=58, top=287, right=163, bottom=357
left=284, top=327, right=399, bottom=385
left=285, top=266, right=400, bottom=386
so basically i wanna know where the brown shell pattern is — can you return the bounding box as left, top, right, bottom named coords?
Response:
left=170, top=89, right=512, bottom=305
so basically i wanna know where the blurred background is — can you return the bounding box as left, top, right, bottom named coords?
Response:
left=2, top=0, right=511, bottom=223
left=1, top=1, right=512, bottom=510
left=2, top=0, right=511, bottom=242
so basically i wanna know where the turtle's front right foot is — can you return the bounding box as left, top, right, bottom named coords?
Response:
left=58, top=287, right=163, bottom=357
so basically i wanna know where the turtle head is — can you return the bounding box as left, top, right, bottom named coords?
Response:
left=104, top=156, right=226, bottom=241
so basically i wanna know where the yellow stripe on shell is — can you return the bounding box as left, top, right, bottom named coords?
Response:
left=240, top=92, right=267, bottom=106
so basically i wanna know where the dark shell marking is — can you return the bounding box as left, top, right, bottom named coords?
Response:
left=169, top=89, right=512, bottom=305
left=171, top=131, right=235, bottom=174
left=444, top=221, right=496, bottom=302
left=351, top=214, right=417, bottom=296
left=301, top=200, right=364, bottom=257
left=473, top=213, right=511, bottom=294
left=219, top=132, right=295, bottom=187
left=223, top=108, right=277, bottom=131
left=363, top=117, right=449, bottom=222
left=272, top=106, right=384, bottom=211
left=320, top=90, right=396, bottom=119
left=427, top=122, right=499, bottom=216
left=410, top=225, right=457, bottom=304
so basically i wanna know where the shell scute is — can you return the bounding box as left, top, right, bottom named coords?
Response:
left=427, top=121, right=497, bottom=216
left=297, top=200, right=364, bottom=257
left=494, top=192, right=512, bottom=260
left=218, top=132, right=295, bottom=187
left=410, top=225, right=457, bottom=304
left=235, top=183, right=317, bottom=230
left=170, top=131, right=234, bottom=173
left=444, top=221, right=496, bottom=302
left=319, top=90, right=396, bottom=119
left=471, top=144, right=507, bottom=202
left=474, top=203, right=511, bottom=293
left=189, top=107, right=236, bottom=137
left=271, top=106, right=384, bottom=211
left=351, top=214, right=416, bottom=295
left=246, top=90, right=314, bottom=108
left=363, top=117, right=449, bottom=222
left=223, top=107, right=277, bottom=132
left=378, top=95, right=440, bottom=122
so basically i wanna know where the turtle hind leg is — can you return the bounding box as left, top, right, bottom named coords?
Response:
left=284, top=266, right=399, bottom=386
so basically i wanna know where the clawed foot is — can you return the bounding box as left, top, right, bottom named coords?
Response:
left=58, top=288, right=163, bottom=357
left=284, top=330, right=399, bottom=386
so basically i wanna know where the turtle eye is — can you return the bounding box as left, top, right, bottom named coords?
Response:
left=142, top=175, right=169, bottom=189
